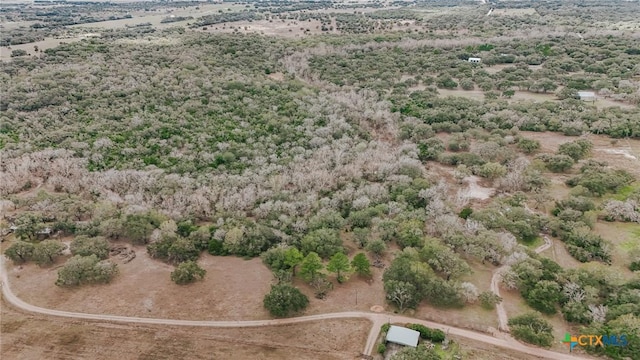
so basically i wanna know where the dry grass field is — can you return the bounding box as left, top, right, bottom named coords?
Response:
left=8, top=249, right=273, bottom=320
left=70, top=3, right=248, bottom=30
left=1, top=300, right=370, bottom=360
left=1, top=37, right=84, bottom=61
left=198, top=19, right=326, bottom=38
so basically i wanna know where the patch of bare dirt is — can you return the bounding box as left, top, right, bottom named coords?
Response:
left=464, top=175, right=496, bottom=200
left=599, top=148, right=637, bottom=160
left=267, top=72, right=285, bottom=81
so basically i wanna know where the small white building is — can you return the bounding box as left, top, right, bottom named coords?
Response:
left=468, top=57, right=482, bottom=63
left=385, top=326, right=420, bottom=347
left=577, top=91, right=596, bottom=102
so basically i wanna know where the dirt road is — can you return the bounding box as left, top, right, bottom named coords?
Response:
left=1, top=256, right=588, bottom=359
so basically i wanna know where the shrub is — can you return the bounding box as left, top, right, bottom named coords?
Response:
left=4, top=241, right=35, bottom=263
left=170, top=260, right=206, bottom=284
left=517, top=138, right=540, bottom=154
left=476, top=162, right=507, bottom=179
left=562, top=228, right=611, bottom=264
left=207, top=238, right=227, bottom=255
left=508, top=312, right=554, bottom=347
left=263, top=283, right=309, bottom=317
left=56, top=255, right=118, bottom=287
left=11, top=49, right=27, bottom=57
left=406, top=324, right=446, bottom=343
left=479, top=291, right=502, bottom=310
left=555, top=196, right=596, bottom=213
left=566, top=163, right=634, bottom=196
left=543, top=154, right=574, bottom=173
left=377, top=343, right=386, bottom=354
left=418, top=138, right=445, bottom=161
left=70, top=235, right=110, bottom=259
left=381, top=323, right=391, bottom=333
left=459, top=207, right=473, bottom=219
left=558, top=139, right=592, bottom=161
left=122, top=213, right=160, bottom=245
left=602, top=200, right=640, bottom=222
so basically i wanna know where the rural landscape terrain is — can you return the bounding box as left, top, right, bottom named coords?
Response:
left=1, top=0, right=639, bottom=359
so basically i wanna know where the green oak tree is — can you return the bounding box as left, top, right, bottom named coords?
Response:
left=263, top=283, right=309, bottom=317
left=170, top=260, right=206, bottom=284
left=351, top=253, right=372, bottom=277
left=70, top=235, right=110, bottom=259
left=327, top=252, right=351, bottom=283
left=299, top=252, right=323, bottom=282
left=4, top=241, right=35, bottom=263
left=33, top=240, right=66, bottom=266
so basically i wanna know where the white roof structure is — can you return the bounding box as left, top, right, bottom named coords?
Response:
left=468, top=57, right=481, bottom=63
left=386, top=326, right=420, bottom=347
left=577, top=91, right=596, bottom=101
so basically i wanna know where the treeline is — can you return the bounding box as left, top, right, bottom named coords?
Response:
left=192, top=11, right=264, bottom=27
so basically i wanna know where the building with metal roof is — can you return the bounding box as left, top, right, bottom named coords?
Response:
left=577, top=91, right=596, bottom=102
left=385, top=325, right=420, bottom=347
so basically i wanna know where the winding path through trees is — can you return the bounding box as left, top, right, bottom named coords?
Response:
left=491, top=202, right=554, bottom=332
left=490, top=235, right=552, bottom=332
left=1, top=257, right=590, bottom=359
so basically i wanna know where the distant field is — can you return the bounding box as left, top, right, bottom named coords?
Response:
left=1, top=36, right=86, bottom=61
left=435, top=88, right=636, bottom=110
left=490, top=8, right=538, bottom=16
left=197, top=19, right=325, bottom=38
left=70, top=3, right=247, bottom=29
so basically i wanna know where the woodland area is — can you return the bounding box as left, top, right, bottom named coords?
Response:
left=1, top=1, right=640, bottom=359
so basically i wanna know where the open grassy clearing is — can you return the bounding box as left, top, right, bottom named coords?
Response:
left=1, top=36, right=87, bottom=61
left=415, top=261, right=500, bottom=334
left=70, top=3, right=248, bottom=30
left=1, top=300, right=369, bottom=360
left=490, top=8, right=538, bottom=17
left=539, top=236, right=583, bottom=269
left=8, top=248, right=273, bottom=320
left=5, top=230, right=390, bottom=321
left=593, top=221, right=640, bottom=278
left=197, top=19, right=325, bottom=38
left=434, top=88, right=636, bottom=109
left=0, top=20, right=36, bottom=30
left=519, top=131, right=640, bottom=177
left=482, top=64, right=543, bottom=74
